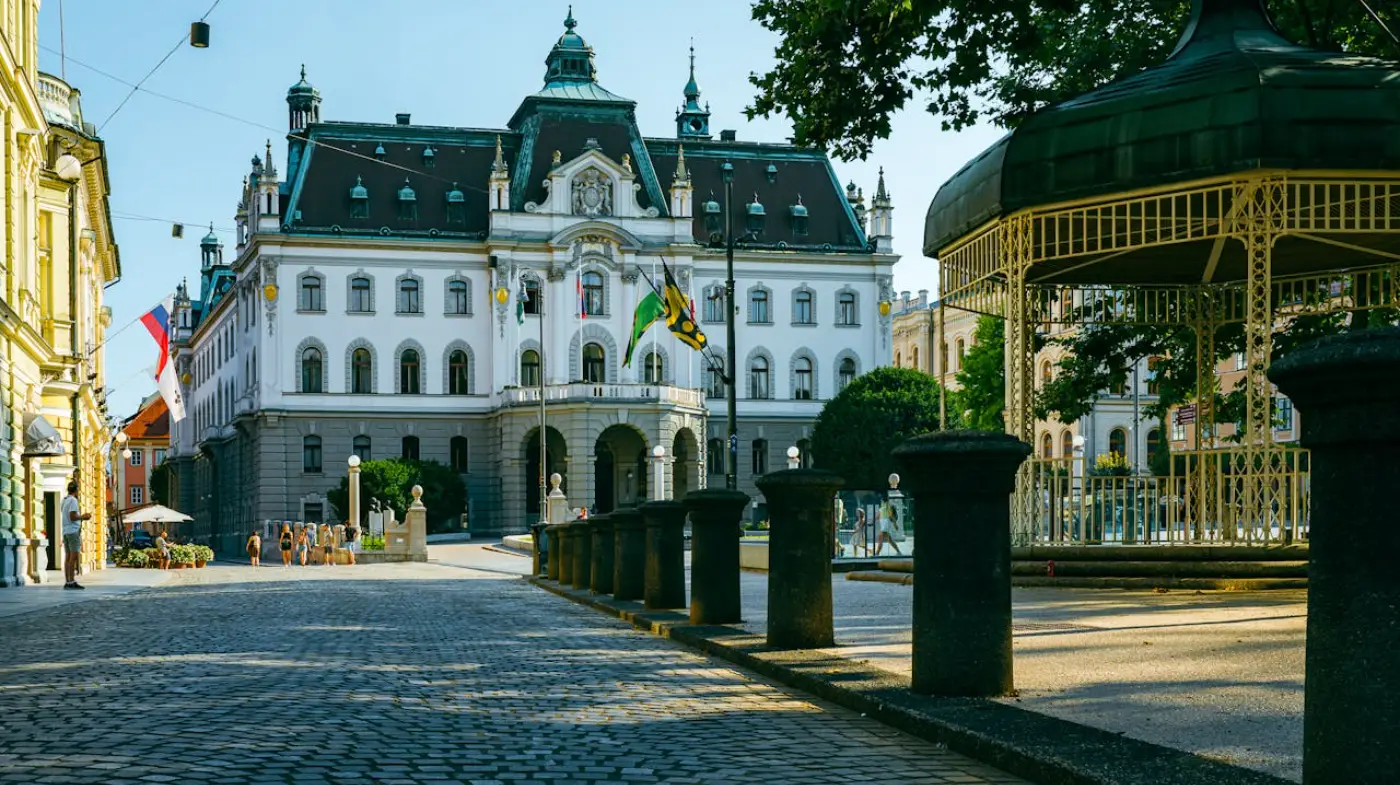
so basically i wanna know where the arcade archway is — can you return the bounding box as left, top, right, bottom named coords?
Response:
left=523, top=426, right=567, bottom=517
left=595, top=425, right=648, bottom=513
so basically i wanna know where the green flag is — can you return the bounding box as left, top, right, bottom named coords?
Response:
left=623, top=289, right=666, bottom=367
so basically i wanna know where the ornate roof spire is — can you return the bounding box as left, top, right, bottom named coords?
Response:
left=684, top=40, right=700, bottom=101
left=874, top=166, right=891, bottom=204
left=565, top=4, right=576, bottom=31
left=492, top=135, right=508, bottom=175
left=544, top=5, right=596, bottom=85
left=676, top=40, right=711, bottom=139
left=675, top=145, right=688, bottom=182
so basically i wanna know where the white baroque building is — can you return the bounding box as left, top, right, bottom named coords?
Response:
left=167, top=13, right=896, bottom=552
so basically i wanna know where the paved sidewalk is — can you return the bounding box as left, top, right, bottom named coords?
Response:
left=0, top=560, right=1028, bottom=784
left=735, top=571, right=1305, bottom=782
left=0, top=565, right=173, bottom=619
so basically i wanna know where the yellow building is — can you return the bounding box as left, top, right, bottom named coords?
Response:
left=0, top=3, right=120, bottom=588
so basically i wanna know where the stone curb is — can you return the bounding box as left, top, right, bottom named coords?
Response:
left=530, top=576, right=1289, bottom=785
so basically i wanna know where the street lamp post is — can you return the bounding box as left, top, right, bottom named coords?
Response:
left=347, top=455, right=361, bottom=535
left=652, top=445, right=667, bottom=501
left=786, top=445, right=800, bottom=470
left=722, top=161, right=739, bottom=492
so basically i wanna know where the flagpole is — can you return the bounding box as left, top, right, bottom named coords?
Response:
left=539, top=277, right=548, bottom=527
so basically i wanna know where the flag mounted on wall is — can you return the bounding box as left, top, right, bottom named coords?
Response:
left=140, top=297, right=186, bottom=422
left=660, top=260, right=706, bottom=351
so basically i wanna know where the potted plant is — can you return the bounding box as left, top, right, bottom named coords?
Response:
left=169, top=544, right=195, bottom=568
left=144, top=548, right=162, bottom=568
left=193, top=545, right=213, bottom=567
left=116, top=548, right=148, bottom=568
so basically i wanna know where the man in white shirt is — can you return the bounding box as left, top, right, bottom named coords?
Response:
left=61, top=481, right=92, bottom=590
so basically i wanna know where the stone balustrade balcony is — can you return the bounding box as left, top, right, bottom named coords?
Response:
left=501, top=382, right=704, bottom=409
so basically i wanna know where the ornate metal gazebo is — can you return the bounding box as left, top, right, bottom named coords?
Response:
left=925, top=0, right=1400, bottom=545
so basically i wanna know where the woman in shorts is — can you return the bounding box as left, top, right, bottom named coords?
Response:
left=320, top=523, right=335, bottom=566
left=278, top=523, right=294, bottom=567
left=294, top=524, right=310, bottom=566
left=245, top=530, right=261, bottom=567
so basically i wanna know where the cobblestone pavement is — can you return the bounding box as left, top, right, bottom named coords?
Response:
left=0, top=562, right=1027, bottom=784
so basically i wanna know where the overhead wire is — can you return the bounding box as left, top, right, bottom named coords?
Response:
left=97, top=0, right=224, bottom=134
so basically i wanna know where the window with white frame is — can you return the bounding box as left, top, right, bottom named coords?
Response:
left=130, top=486, right=144, bottom=506
left=129, top=450, right=143, bottom=467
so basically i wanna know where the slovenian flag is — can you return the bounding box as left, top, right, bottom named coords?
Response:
left=577, top=271, right=585, bottom=319
left=141, top=297, right=186, bottom=422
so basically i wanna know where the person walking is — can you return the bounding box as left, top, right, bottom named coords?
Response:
left=154, top=530, right=171, bottom=570
left=852, top=509, right=870, bottom=558
left=295, top=525, right=310, bottom=566
left=343, top=518, right=359, bottom=566
left=60, top=481, right=92, bottom=590
left=246, top=530, right=261, bottom=567
left=278, top=523, right=294, bottom=567
left=319, top=523, right=335, bottom=567
left=874, top=502, right=903, bottom=556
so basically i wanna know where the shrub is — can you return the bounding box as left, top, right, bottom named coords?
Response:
left=169, top=544, right=196, bottom=564
left=116, top=548, right=148, bottom=568
left=360, top=534, right=385, bottom=551
left=192, top=545, right=214, bottom=563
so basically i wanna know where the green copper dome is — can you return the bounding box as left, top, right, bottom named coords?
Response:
left=200, top=224, right=219, bottom=247
left=349, top=176, right=368, bottom=200
left=397, top=179, right=416, bottom=202
left=544, top=6, right=596, bottom=85
left=446, top=183, right=465, bottom=204
left=925, top=0, right=1400, bottom=255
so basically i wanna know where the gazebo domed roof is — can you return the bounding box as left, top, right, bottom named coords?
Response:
left=924, top=0, right=1400, bottom=255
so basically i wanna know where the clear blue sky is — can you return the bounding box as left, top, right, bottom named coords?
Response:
left=38, top=0, right=1003, bottom=420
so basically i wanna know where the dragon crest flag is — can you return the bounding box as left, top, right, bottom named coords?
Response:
left=661, top=260, right=706, bottom=351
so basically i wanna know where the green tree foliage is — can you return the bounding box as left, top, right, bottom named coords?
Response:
left=810, top=366, right=958, bottom=489
left=952, top=316, right=1006, bottom=431
left=748, top=0, right=1395, bottom=160
left=148, top=460, right=172, bottom=507
left=327, top=459, right=467, bottom=534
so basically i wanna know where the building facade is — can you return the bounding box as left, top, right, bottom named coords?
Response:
left=116, top=393, right=169, bottom=515
left=169, top=14, right=895, bottom=554
left=0, top=14, right=122, bottom=588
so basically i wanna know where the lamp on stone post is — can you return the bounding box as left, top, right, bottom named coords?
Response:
left=347, top=455, right=361, bottom=541
left=114, top=431, right=130, bottom=538
left=786, top=445, right=800, bottom=470
left=652, top=444, right=666, bottom=501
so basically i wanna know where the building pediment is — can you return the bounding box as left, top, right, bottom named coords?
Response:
left=525, top=144, right=658, bottom=220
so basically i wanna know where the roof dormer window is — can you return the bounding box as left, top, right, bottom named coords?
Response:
left=349, top=175, right=369, bottom=219
left=374, top=143, right=386, bottom=160
left=790, top=196, right=809, bottom=237
left=398, top=179, right=417, bottom=222
left=746, top=195, right=766, bottom=237
left=422, top=146, right=436, bottom=168
left=703, top=192, right=722, bottom=237
left=446, top=183, right=466, bottom=226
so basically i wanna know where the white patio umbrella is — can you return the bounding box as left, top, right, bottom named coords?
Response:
left=122, top=504, right=194, bottom=526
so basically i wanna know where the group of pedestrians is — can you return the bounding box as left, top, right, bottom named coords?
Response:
left=844, top=505, right=904, bottom=558
left=245, top=520, right=360, bottom=568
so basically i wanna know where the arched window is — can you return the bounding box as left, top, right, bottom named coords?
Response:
left=1062, top=430, right=1074, bottom=458
left=707, top=437, right=725, bottom=476
left=302, top=435, right=322, bottom=474
left=447, top=279, right=470, bottom=315
left=401, top=435, right=420, bottom=461
left=703, top=285, right=723, bottom=323
left=1042, top=360, right=1053, bottom=388
left=1109, top=427, right=1127, bottom=457
left=300, top=347, right=323, bottom=393
left=794, top=357, right=813, bottom=400
left=838, top=357, right=857, bottom=390
left=521, top=349, right=541, bottom=387
left=299, top=275, right=323, bottom=311
left=351, top=348, right=373, bottom=394
left=582, top=271, right=605, bottom=316
left=399, top=349, right=421, bottom=394
left=955, top=338, right=966, bottom=371
left=398, top=277, right=421, bottom=314
left=749, top=289, right=771, bottom=324
left=751, top=438, right=769, bottom=475
left=352, top=435, right=371, bottom=462
left=642, top=351, right=662, bottom=384
left=450, top=436, right=469, bottom=472
left=894, top=351, right=902, bottom=368
left=912, top=346, right=919, bottom=370
left=523, top=278, right=542, bottom=315
left=750, top=356, right=771, bottom=400
left=582, top=343, right=605, bottom=383
left=837, top=292, right=858, bottom=325
left=349, top=276, right=373, bottom=312
left=707, top=358, right=726, bottom=399
left=448, top=350, right=470, bottom=394
left=1041, top=432, right=1053, bottom=459
left=793, top=290, right=814, bottom=324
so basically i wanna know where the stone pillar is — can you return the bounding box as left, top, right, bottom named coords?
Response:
left=641, top=500, right=687, bottom=610
left=611, top=507, right=646, bottom=602
left=347, top=459, right=361, bottom=535
left=682, top=488, right=748, bottom=625
left=544, top=523, right=564, bottom=581
left=558, top=522, right=575, bottom=586
left=756, top=469, right=844, bottom=649
left=403, top=485, right=428, bottom=559
left=546, top=472, right=570, bottom=525
left=530, top=521, right=547, bottom=576
left=571, top=518, right=592, bottom=591
left=589, top=513, right=614, bottom=594
left=894, top=430, right=1029, bottom=697
left=1269, top=328, right=1400, bottom=784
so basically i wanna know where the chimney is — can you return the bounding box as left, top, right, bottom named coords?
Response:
left=918, top=289, right=928, bottom=306
left=720, top=129, right=737, bottom=141
left=395, top=113, right=411, bottom=126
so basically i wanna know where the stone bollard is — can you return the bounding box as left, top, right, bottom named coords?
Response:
left=756, top=469, right=844, bottom=649
left=530, top=522, right=547, bottom=576
left=571, top=518, right=593, bottom=591
left=611, top=507, right=646, bottom=602
left=641, top=500, right=688, bottom=610
left=1270, top=328, right=1400, bottom=784
left=682, top=489, right=748, bottom=625
left=544, top=523, right=564, bottom=581
left=894, top=430, right=1030, bottom=697
left=558, top=522, right=576, bottom=586
left=589, top=513, right=615, bottom=595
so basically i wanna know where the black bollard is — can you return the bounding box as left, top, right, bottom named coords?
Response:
left=641, top=500, right=688, bottom=610
left=589, top=513, right=615, bottom=595
left=683, top=488, right=748, bottom=625
left=557, top=522, right=575, bottom=586
left=1270, top=328, right=1400, bottom=784
left=545, top=523, right=564, bottom=581
left=756, top=469, right=844, bottom=649
left=611, top=507, right=646, bottom=602
left=571, top=518, right=593, bottom=591
left=894, top=430, right=1029, bottom=697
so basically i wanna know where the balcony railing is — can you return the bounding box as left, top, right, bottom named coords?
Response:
left=501, top=382, right=704, bottom=408
left=37, top=73, right=83, bottom=130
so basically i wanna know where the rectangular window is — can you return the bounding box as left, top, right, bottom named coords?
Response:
left=837, top=294, right=857, bottom=326
left=303, top=437, right=323, bottom=474
left=129, top=450, right=143, bottom=467
left=300, top=278, right=324, bottom=311
left=793, top=292, right=813, bottom=325
left=303, top=502, right=324, bottom=524
left=749, top=290, right=770, bottom=324
left=1171, top=421, right=1186, bottom=442
left=1275, top=397, right=1294, bottom=431
left=130, top=486, right=144, bottom=506
left=751, top=440, right=768, bottom=475
left=154, top=448, right=167, bottom=465
left=704, top=288, right=724, bottom=323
